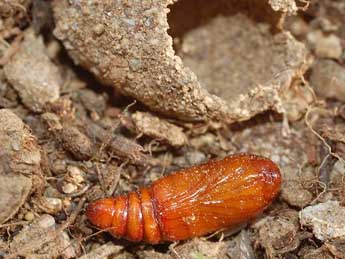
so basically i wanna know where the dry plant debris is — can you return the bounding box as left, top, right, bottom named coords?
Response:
left=0, top=0, right=31, bottom=38
left=42, top=112, right=94, bottom=161
left=86, top=121, right=150, bottom=166
left=1, top=0, right=345, bottom=258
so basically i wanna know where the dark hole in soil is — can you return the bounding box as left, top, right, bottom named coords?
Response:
left=167, top=0, right=279, bottom=50
left=167, top=0, right=232, bottom=44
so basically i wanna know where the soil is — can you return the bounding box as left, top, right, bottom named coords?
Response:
left=1, top=0, right=345, bottom=259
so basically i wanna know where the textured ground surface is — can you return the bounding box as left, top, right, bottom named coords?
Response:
left=0, top=0, right=345, bottom=258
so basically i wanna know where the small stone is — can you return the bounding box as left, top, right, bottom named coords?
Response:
left=319, top=18, right=339, bottom=33
left=0, top=109, right=41, bottom=224
left=79, top=89, right=106, bottom=115
left=268, top=0, right=298, bottom=14
left=36, top=214, right=56, bottom=229
left=4, top=29, right=61, bottom=112
left=185, top=151, right=206, bottom=165
left=281, top=181, right=313, bottom=208
left=289, top=18, right=309, bottom=37
left=51, top=159, right=67, bottom=175
left=62, top=183, right=78, bottom=194
left=258, top=216, right=300, bottom=255
left=299, top=201, right=345, bottom=241
left=67, top=166, right=85, bottom=184
left=84, top=161, right=93, bottom=168
left=310, top=59, right=345, bottom=101
left=79, top=242, right=123, bottom=259
left=24, top=211, right=35, bottom=221
left=62, top=198, right=72, bottom=211
left=309, top=31, right=343, bottom=59
left=92, top=23, right=105, bottom=36
left=227, top=230, right=255, bottom=259
left=12, top=215, right=56, bottom=251
left=44, top=197, right=63, bottom=214
left=330, top=160, right=345, bottom=186
left=8, top=214, right=76, bottom=258
left=171, top=238, right=229, bottom=258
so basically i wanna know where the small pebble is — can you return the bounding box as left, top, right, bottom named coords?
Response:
left=93, top=24, right=105, bottom=36
left=67, top=166, right=85, bottom=184
left=308, top=31, right=343, bottom=59
left=51, top=159, right=67, bottom=175
left=24, top=211, right=35, bottom=221
left=62, top=183, right=78, bottom=194
left=45, top=197, right=63, bottom=213
left=300, top=201, right=345, bottom=241
left=315, top=34, right=342, bottom=59
left=63, top=198, right=72, bottom=211
left=3, top=29, right=61, bottom=112
left=310, top=59, right=345, bottom=101
left=37, top=214, right=56, bottom=228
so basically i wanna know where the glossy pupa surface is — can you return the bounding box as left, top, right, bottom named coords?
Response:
left=86, top=153, right=281, bottom=243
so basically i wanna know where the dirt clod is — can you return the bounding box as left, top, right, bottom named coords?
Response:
left=52, top=0, right=307, bottom=122
left=227, top=230, right=255, bottom=259
left=0, top=109, right=40, bottom=224
left=257, top=215, right=300, bottom=257
left=310, top=59, right=345, bottom=101
left=6, top=214, right=77, bottom=259
left=4, top=29, right=61, bottom=112
left=300, top=200, right=345, bottom=241
left=79, top=242, right=123, bottom=259
left=42, top=112, right=94, bottom=160
left=132, top=111, right=187, bottom=147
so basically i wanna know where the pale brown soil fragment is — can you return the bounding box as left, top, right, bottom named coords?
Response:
left=0, top=109, right=41, bottom=224
left=6, top=214, right=76, bottom=259
left=268, top=0, right=298, bottom=14
left=79, top=242, right=123, bottom=259
left=4, top=29, right=61, bottom=112
left=132, top=111, right=187, bottom=147
left=300, top=201, right=345, bottom=241
left=42, top=112, right=94, bottom=161
left=52, top=0, right=307, bottom=122
left=310, top=59, right=345, bottom=101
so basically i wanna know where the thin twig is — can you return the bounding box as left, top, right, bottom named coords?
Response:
left=305, top=107, right=345, bottom=164
left=0, top=221, right=28, bottom=229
